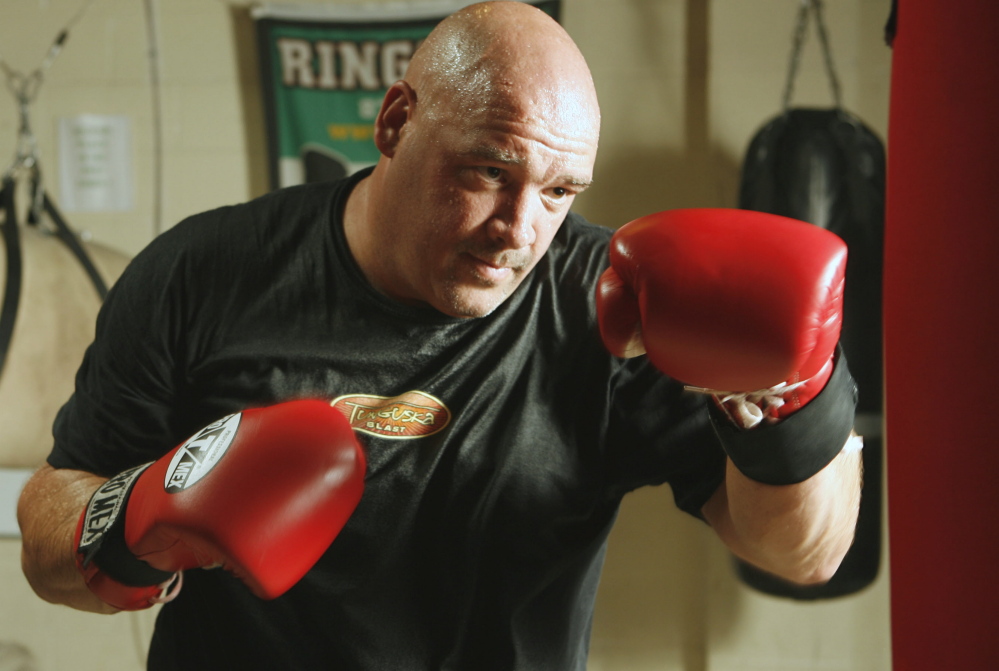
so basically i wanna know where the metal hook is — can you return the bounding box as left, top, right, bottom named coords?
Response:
left=0, top=0, right=98, bottom=181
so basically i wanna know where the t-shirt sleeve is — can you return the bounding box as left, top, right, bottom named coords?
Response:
left=556, top=212, right=727, bottom=520
left=47, top=226, right=196, bottom=476
left=603, top=357, right=727, bottom=520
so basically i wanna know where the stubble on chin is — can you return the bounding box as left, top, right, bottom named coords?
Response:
left=431, top=243, right=532, bottom=317
left=438, top=277, right=510, bottom=318
left=438, top=264, right=524, bottom=318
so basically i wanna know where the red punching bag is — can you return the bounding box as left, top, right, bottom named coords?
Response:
left=884, top=0, right=999, bottom=668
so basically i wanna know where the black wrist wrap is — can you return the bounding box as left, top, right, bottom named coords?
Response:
left=709, top=346, right=858, bottom=485
left=78, top=463, right=176, bottom=587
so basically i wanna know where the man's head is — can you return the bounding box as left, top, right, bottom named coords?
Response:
left=349, top=1, right=601, bottom=318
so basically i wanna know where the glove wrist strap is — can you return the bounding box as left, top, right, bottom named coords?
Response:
left=708, top=346, right=859, bottom=485
left=76, top=463, right=175, bottom=587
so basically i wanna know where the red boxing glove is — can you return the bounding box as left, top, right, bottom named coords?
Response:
left=75, top=400, right=366, bottom=611
left=597, top=208, right=847, bottom=427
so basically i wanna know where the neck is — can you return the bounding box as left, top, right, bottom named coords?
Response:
left=342, top=164, right=404, bottom=302
left=343, top=169, right=370, bottom=241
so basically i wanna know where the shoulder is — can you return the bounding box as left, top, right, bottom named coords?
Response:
left=509, top=211, right=613, bottom=334
left=558, top=211, right=614, bottom=248
left=542, top=211, right=614, bottom=285
left=95, top=180, right=345, bottom=337
left=158, top=181, right=337, bottom=254
left=125, top=180, right=345, bottom=283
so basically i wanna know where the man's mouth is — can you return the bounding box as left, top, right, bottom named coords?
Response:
left=467, top=254, right=516, bottom=282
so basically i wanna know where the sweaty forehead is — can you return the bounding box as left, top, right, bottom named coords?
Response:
left=426, top=55, right=601, bottom=165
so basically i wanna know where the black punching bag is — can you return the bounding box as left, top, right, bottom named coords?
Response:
left=734, top=0, right=885, bottom=600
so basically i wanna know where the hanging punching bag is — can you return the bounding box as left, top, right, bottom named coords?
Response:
left=734, top=0, right=884, bottom=600
left=884, top=0, right=999, bottom=667
left=0, top=178, right=128, bottom=468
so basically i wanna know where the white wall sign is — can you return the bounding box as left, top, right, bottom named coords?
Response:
left=58, top=114, right=134, bottom=212
left=0, top=468, right=33, bottom=537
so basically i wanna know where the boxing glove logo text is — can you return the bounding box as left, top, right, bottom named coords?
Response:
left=78, top=463, right=152, bottom=558
left=332, top=391, right=450, bottom=439
left=164, top=413, right=242, bottom=493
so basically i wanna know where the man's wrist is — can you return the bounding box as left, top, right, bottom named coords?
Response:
left=76, top=463, right=174, bottom=587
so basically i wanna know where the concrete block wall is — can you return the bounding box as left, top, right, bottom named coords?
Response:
left=0, top=1, right=892, bottom=668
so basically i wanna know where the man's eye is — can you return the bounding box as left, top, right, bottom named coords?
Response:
left=483, top=166, right=503, bottom=180
left=548, top=186, right=573, bottom=200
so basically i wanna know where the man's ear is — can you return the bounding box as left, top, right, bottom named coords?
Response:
left=374, top=80, right=416, bottom=158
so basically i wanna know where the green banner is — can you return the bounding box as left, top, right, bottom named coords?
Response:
left=253, top=1, right=561, bottom=189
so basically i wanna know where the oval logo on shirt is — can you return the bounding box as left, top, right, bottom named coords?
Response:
left=331, top=391, right=450, bottom=439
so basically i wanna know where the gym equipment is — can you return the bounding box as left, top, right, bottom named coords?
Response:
left=0, top=1, right=109, bottom=383
left=884, top=0, right=999, bottom=666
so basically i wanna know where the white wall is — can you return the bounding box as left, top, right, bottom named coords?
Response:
left=0, top=1, right=893, bottom=669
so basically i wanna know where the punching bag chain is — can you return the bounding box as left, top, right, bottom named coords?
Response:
left=782, top=0, right=843, bottom=111
left=0, top=0, right=109, bottom=387
left=0, top=0, right=99, bottom=180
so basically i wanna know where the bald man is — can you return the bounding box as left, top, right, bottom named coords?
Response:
left=18, top=3, right=861, bottom=669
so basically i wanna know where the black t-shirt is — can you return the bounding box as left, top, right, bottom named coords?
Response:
left=50, top=169, right=726, bottom=670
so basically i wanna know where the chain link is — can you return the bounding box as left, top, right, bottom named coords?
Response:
left=1, top=0, right=99, bottom=179
left=781, top=0, right=843, bottom=111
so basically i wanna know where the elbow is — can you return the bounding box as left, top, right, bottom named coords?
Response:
left=21, top=549, right=62, bottom=605
left=15, top=465, right=118, bottom=613
left=18, top=520, right=69, bottom=606
left=739, top=516, right=858, bottom=587
left=746, top=553, right=846, bottom=588
left=786, top=557, right=844, bottom=586
left=20, top=542, right=119, bottom=614
left=778, top=533, right=855, bottom=586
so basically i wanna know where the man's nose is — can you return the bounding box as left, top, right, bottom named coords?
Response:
left=489, top=190, right=537, bottom=249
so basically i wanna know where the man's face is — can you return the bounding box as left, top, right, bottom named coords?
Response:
left=374, top=82, right=599, bottom=318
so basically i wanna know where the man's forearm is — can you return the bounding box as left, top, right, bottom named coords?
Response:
left=17, top=464, right=119, bottom=613
left=703, top=438, right=863, bottom=585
